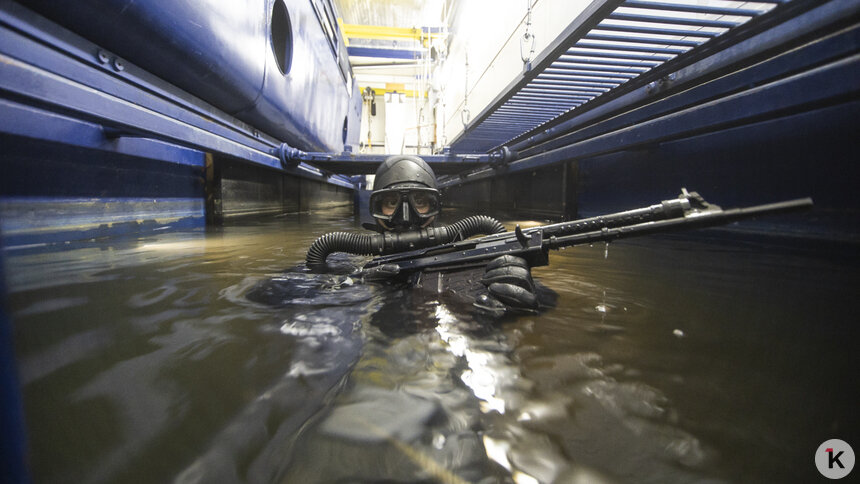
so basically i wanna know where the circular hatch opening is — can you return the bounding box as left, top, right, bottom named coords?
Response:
left=271, top=0, right=293, bottom=75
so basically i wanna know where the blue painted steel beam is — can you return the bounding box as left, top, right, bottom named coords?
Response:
left=347, top=46, right=422, bottom=59
left=0, top=51, right=282, bottom=166
left=0, top=99, right=206, bottom=168
left=297, top=152, right=491, bottom=175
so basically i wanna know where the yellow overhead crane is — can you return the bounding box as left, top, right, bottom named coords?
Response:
left=337, top=19, right=444, bottom=47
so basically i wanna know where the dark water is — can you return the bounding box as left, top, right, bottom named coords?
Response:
left=4, top=210, right=858, bottom=483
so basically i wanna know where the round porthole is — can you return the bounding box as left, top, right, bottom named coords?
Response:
left=271, top=0, right=293, bottom=75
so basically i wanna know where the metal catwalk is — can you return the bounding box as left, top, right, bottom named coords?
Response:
left=296, top=0, right=858, bottom=191
left=449, top=0, right=793, bottom=153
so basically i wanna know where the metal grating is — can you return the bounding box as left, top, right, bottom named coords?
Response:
left=449, top=0, right=793, bottom=153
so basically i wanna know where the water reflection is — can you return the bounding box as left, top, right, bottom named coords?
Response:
left=4, top=213, right=857, bottom=483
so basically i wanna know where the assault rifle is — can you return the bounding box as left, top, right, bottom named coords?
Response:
left=361, top=189, right=813, bottom=275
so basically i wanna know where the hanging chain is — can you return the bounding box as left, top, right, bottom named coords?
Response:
left=461, top=51, right=470, bottom=126
left=520, top=0, right=536, bottom=67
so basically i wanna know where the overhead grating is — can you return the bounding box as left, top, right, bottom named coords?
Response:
left=449, top=0, right=795, bottom=154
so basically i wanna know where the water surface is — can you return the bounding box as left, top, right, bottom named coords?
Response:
left=5, top=210, right=857, bottom=483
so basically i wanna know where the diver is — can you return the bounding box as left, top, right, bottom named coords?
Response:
left=310, top=155, right=544, bottom=315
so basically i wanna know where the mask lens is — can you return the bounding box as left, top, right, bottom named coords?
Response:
left=370, top=190, right=404, bottom=220
left=407, top=190, right=440, bottom=217
left=379, top=193, right=400, bottom=216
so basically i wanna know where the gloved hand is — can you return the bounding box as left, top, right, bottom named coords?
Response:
left=360, top=263, right=402, bottom=282
left=477, top=255, right=538, bottom=312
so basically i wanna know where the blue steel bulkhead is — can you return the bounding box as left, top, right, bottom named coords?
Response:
left=22, top=0, right=360, bottom=153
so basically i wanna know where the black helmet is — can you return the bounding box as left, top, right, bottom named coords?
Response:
left=374, top=155, right=437, bottom=190
left=370, top=155, right=441, bottom=231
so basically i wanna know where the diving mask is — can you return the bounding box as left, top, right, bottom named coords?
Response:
left=369, top=186, right=441, bottom=226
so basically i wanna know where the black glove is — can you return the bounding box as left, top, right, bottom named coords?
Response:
left=478, top=255, right=538, bottom=312
left=360, top=263, right=401, bottom=282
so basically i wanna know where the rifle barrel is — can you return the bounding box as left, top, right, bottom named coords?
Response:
left=547, top=197, right=813, bottom=249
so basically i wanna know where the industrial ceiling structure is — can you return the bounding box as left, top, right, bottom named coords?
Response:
left=302, top=0, right=855, bottom=189
left=447, top=0, right=786, bottom=152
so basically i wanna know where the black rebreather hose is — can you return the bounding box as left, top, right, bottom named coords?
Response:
left=306, top=215, right=505, bottom=267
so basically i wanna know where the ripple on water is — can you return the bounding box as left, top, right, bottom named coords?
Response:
left=280, top=313, right=343, bottom=339
left=15, top=296, right=89, bottom=316
left=243, top=272, right=374, bottom=307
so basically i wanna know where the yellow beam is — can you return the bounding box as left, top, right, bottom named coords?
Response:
left=338, top=21, right=443, bottom=45
left=360, top=86, right=427, bottom=99
left=337, top=18, right=349, bottom=46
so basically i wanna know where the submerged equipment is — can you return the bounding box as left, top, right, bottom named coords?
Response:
left=369, top=155, right=441, bottom=230
left=306, top=215, right=506, bottom=267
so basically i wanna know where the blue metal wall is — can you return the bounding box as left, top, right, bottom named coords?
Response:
left=20, top=0, right=361, bottom=153
left=0, top=0, right=359, bottom=250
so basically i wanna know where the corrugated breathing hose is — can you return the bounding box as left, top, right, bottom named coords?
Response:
left=306, top=215, right=506, bottom=267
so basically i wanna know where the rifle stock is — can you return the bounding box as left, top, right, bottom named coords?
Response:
left=362, top=191, right=813, bottom=274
